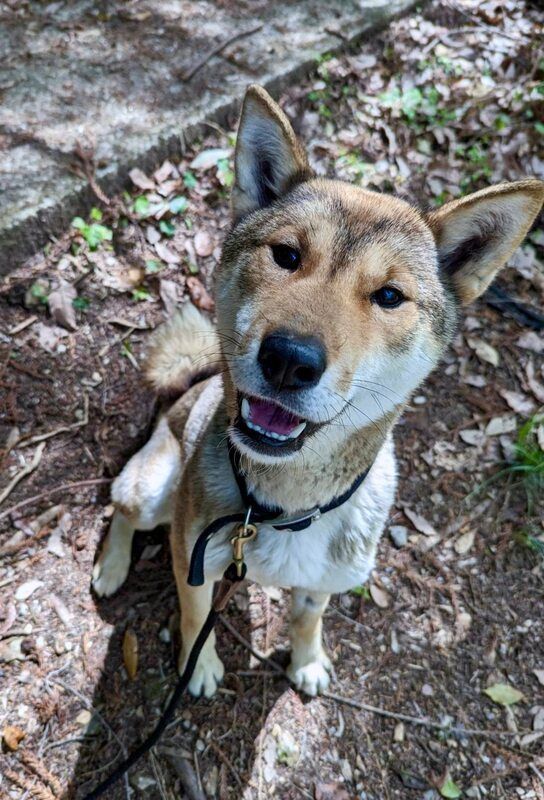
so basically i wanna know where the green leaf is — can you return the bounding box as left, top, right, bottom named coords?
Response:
left=159, top=220, right=176, bottom=237
left=72, top=217, right=86, bottom=231
left=350, top=585, right=371, bottom=599
left=535, top=121, right=544, bottom=136
left=90, top=207, right=103, bottom=221
left=187, top=261, right=199, bottom=275
left=30, top=282, right=48, bottom=302
left=145, top=259, right=162, bottom=274
left=133, top=195, right=150, bottom=216
left=439, top=774, right=462, bottom=798
left=183, top=171, right=197, bottom=190
left=217, top=158, right=234, bottom=188
left=132, top=287, right=152, bottom=302
left=72, top=296, right=90, bottom=310
left=484, top=683, right=524, bottom=706
left=169, top=195, right=188, bottom=214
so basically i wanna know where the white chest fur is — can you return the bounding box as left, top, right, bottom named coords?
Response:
left=201, top=436, right=397, bottom=594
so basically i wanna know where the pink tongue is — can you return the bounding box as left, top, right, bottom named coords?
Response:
left=249, top=398, right=301, bottom=436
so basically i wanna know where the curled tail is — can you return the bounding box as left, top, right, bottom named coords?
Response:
left=144, top=303, right=219, bottom=401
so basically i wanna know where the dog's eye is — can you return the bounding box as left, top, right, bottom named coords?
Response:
left=270, top=244, right=301, bottom=271
left=371, top=286, right=405, bottom=308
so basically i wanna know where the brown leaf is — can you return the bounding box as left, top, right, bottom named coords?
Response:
left=0, top=603, right=16, bottom=636
left=128, top=168, right=155, bottom=190
left=194, top=230, right=214, bottom=257
left=2, top=725, right=25, bottom=751
left=369, top=583, right=390, bottom=608
left=315, top=782, right=350, bottom=800
left=48, top=280, right=77, bottom=330
left=403, top=507, right=437, bottom=536
left=187, top=277, right=215, bottom=312
left=159, top=279, right=181, bottom=316
left=123, top=628, right=138, bottom=681
left=155, top=241, right=182, bottom=265
left=498, top=388, right=535, bottom=415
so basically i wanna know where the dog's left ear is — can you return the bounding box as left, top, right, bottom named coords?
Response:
left=232, top=84, right=313, bottom=222
left=427, top=180, right=544, bottom=304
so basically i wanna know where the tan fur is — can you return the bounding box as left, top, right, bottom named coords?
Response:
left=144, top=302, right=217, bottom=394
left=94, top=85, right=544, bottom=698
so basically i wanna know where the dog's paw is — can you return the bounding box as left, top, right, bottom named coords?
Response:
left=287, top=651, right=332, bottom=696
left=92, top=548, right=131, bottom=597
left=180, top=647, right=225, bottom=698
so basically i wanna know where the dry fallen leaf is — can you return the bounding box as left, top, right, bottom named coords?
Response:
left=533, top=669, right=544, bottom=686
left=155, top=241, right=182, bottom=265
left=48, top=280, right=77, bottom=330
left=159, top=278, right=181, bottom=316
left=403, top=507, right=437, bottom=536
left=484, top=683, right=524, bottom=706
left=467, top=337, right=500, bottom=367
left=129, top=167, right=155, bottom=190
left=123, top=628, right=138, bottom=680
left=2, top=726, right=25, bottom=751
left=485, top=416, right=517, bottom=436
left=190, top=148, right=231, bottom=170
left=194, top=230, right=214, bottom=257
left=499, top=388, right=535, bottom=415
left=369, top=583, right=390, bottom=608
left=315, top=782, right=351, bottom=800
left=516, top=332, right=543, bottom=354
left=187, top=276, right=215, bottom=312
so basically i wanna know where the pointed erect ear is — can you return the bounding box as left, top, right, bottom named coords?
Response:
left=231, top=85, right=313, bottom=222
left=426, top=180, right=544, bottom=305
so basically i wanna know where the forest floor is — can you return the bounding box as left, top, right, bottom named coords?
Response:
left=1, top=1, right=543, bottom=799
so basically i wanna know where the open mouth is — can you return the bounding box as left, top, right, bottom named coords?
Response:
left=233, top=394, right=314, bottom=454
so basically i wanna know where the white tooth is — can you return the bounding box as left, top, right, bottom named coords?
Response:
left=288, top=421, right=307, bottom=439
left=241, top=398, right=250, bottom=420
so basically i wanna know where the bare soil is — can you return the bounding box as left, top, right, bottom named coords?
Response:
left=1, top=1, right=543, bottom=799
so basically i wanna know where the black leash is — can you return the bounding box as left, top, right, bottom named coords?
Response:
left=83, top=563, right=245, bottom=799
left=84, top=446, right=372, bottom=797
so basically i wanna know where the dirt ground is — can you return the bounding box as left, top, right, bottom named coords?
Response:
left=1, top=1, right=543, bottom=798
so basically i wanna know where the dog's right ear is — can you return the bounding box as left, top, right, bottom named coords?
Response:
left=231, top=85, right=313, bottom=222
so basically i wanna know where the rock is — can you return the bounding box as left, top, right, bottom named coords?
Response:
left=389, top=525, right=408, bottom=548
left=76, top=710, right=92, bottom=726
left=393, top=722, right=405, bottom=742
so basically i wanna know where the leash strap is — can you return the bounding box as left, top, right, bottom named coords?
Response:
left=83, top=563, right=245, bottom=800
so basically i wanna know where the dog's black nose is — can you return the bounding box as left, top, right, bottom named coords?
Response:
left=258, top=332, right=326, bottom=390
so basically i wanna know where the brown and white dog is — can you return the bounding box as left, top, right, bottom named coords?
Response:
left=92, top=85, right=544, bottom=697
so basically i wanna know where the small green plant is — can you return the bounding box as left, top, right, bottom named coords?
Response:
left=183, top=171, right=197, bottom=190
left=132, top=287, right=152, bottom=302
left=72, top=216, right=113, bottom=250
left=509, top=413, right=544, bottom=514
left=350, top=585, right=371, bottom=600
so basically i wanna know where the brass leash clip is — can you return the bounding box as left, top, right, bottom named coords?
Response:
left=230, top=507, right=258, bottom=577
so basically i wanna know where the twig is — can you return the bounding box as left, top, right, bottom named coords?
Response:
left=218, top=613, right=284, bottom=673
left=161, top=749, right=206, bottom=800
left=0, top=477, right=111, bottom=522
left=8, top=316, right=38, bottom=335
left=73, top=141, right=111, bottom=206
left=207, top=740, right=243, bottom=790
left=0, top=442, right=46, bottom=507
left=181, top=24, right=263, bottom=81
left=219, top=615, right=527, bottom=741
left=322, top=691, right=525, bottom=739
left=18, top=394, right=89, bottom=448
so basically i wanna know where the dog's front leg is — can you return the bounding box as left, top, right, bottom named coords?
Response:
left=174, top=571, right=225, bottom=699
left=287, top=589, right=332, bottom=696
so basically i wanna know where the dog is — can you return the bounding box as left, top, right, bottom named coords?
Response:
left=92, top=84, right=544, bottom=698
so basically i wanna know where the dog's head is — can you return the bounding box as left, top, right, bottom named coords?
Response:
left=215, top=85, right=544, bottom=464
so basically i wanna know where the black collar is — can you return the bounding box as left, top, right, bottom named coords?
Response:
left=187, top=443, right=371, bottom=586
